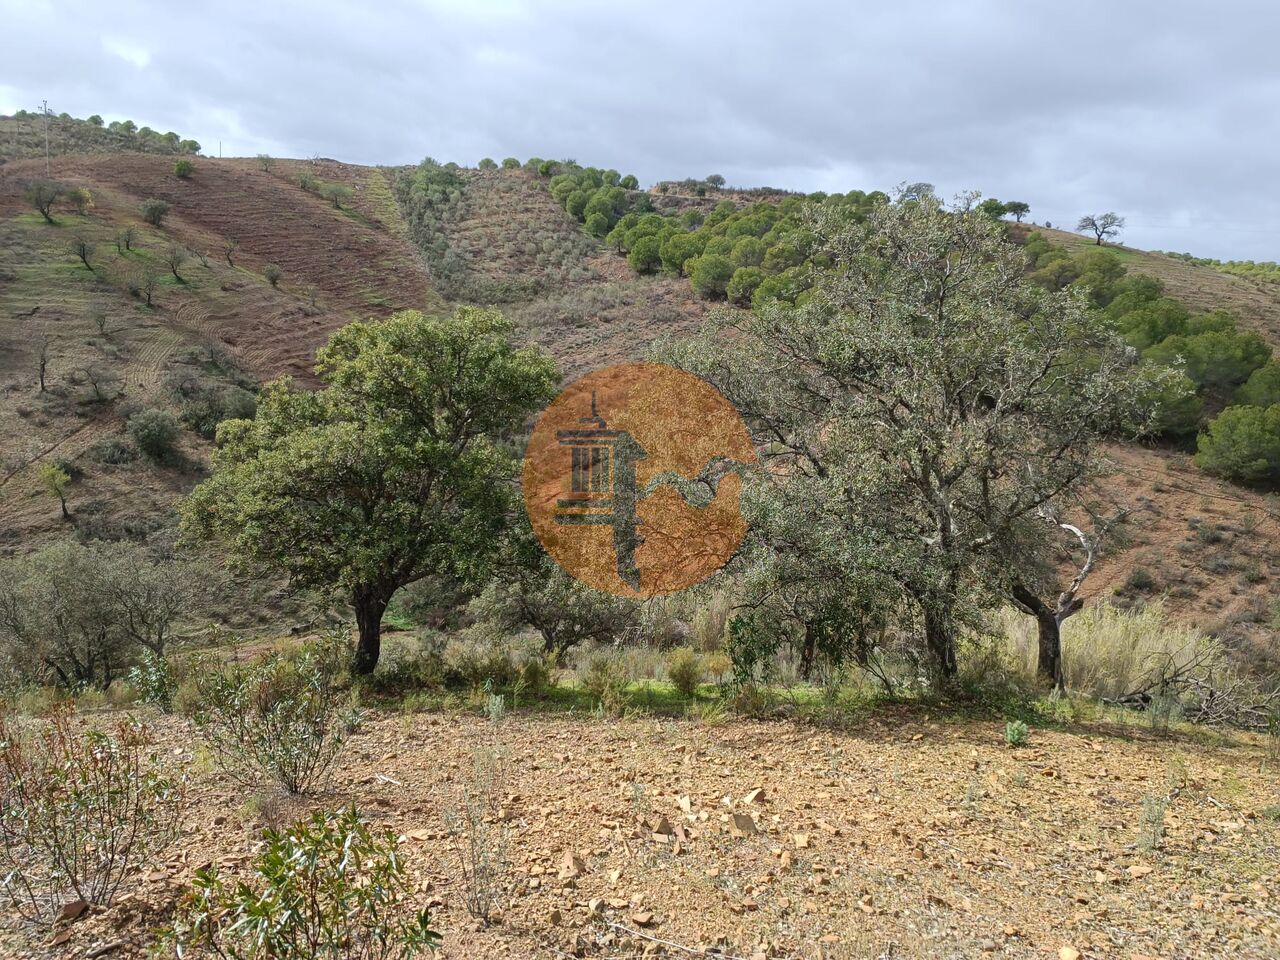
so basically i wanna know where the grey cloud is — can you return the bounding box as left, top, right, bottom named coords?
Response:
left=1, top=0, right=1276, bottom=259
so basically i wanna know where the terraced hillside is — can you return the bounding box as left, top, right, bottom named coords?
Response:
left=0, top=153, right=441, bottom=549
left=0, top=152, right=1277, bottom=669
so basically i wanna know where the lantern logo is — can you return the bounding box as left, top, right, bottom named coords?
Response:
left=523, top=363, right=756, bottom=597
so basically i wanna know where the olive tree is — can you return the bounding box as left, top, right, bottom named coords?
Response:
left=0, top=544, right=128, bottom=688
left=661, top=193, right=1161, bottom=681
left=24, top=179, right=68, bottom=223
left=0, top=543, right=203, bottom=688
left=141, top=198, right=169, bottom=226
left=1077, top=212, right=1124, bottom=245
left=182, top=307, right=559, bottom=673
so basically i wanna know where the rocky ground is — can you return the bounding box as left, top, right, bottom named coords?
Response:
left=3, top=706, right=1278, bottom=959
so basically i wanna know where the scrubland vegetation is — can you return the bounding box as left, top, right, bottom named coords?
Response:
left=1, top=144, right=1278, bottom=957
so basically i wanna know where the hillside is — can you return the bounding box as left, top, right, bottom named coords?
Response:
left=0, top=112, right=200, bottom=164
left=1010, top=224, right=1280, bottom=350
left=0, top=154, right=1277, bottom=667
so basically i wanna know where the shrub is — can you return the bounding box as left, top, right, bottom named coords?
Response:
left=1124, top=566, right=1157, bottom=592
left=441, top=623, right=538, bottom=690
left=726, top=266, right=765, bottom=306
left=1004, top=719, right=1029, bottom=747
left=174, top=158, right=193, bottom=179
left=89, top=435, right=138, bottom=464
left=180, top=384, right=257, bottom=439
left=191, top=637, right=357, bottom=794
left=64, top=188, right=92, bottom=215
left=141, top=197, right=170, bottom=226
left=128, top=408, right=181, bottom=461
left=1138, top=793, right=1167, bottom=851
left=172, top=806, right=440, bottom=958
left=1237, top=362, right=1280, bottom=409
left=444, top=737, right=509, bottom=923
left=666, top=648, right=704, bottom=697
left=264, top=263, right=282, bottom=287
left=1059, top=602, right=1219, bottom=701
left=1196, top=404, right=1280, bottom=485
left=584, top=211, right=609, bottom=237
left=127, top=648, right=177, bottom=712
left=688, top=254, right=735, bottom=299
left=0, top=703, right=185, bottom=923
left=580, top=651, right=630, bottom=713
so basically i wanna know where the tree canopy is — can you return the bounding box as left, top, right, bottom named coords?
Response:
left=182, top=307, right=559, bottom=673
left=660, top=193, right=1162, bottom=681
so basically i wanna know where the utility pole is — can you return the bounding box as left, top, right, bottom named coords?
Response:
left=41, top=99, right=50, bottom=175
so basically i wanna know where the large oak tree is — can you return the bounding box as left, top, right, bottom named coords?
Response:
left=662, top=192, right=1167, bottom=682
left=182, top=307, right=558, bottom=673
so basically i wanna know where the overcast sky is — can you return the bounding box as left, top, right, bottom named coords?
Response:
left=2, top=1, right=1277, bottom=260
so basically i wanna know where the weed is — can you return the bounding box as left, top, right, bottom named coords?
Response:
left=1004, top=720, right=1029, bottom=747
left=666, top=648, right=704, bottom=697
left=444, top=738, right=510, bottom=924
left=191, top=635, right=357, bottom=794
left=173, top=807, right=439, bottom=957
left=580, top=651, right=630, bottom=715
left=0, top=703, right=185, bottom=923
left=127, top=648, right=176, bottom=712
left=1138, top=793, right=1167, bottom=852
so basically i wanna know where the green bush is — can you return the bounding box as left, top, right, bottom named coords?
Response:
left=1004, top=719, right=1029, bottom=747
left=1237, top=362, right=1280, bottom=409
left=127, top=648, right=177, bottom=712
left=128, top=408, right=181, bottom=461
left=1143, top=328, right=1271, bottom=393
left=1196, top=404, right=1280, bottom=485
left=726, top=266, right=765, bottom=306
left=264, top=263, right=282, bottom=287
left=180, top=384, right=257, bottom=439
left=580, top=651, right=630, bottom=713
left=174, top=158, right=193, bottom=179
left=688, top=254, right=735, bottom=299
left=140, top=197, right=169, bottom=226
left=666, top=648, right=704, bottom=697
left=0, top=703, right=185, bottom=923
left=191, top=636, right=358, bottom=794
left=627, top=235, right=662, bottom=274
left=172, top=807, right=440, bottom=958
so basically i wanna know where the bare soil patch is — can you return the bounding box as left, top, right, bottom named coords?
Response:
left=3, top=709, right=1276, bottom=959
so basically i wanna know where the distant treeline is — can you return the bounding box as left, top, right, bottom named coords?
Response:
left=0, top=110, right=200, bottom=162
left=1159, top=250, right=1280, bottom=284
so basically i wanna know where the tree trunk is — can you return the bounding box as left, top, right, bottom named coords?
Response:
left=352, top=585, right=390, bottom=675
left=799, top=623, right=816, bottom=682
left=922, top=605, right=957, bottom=680
left=1011, top=581, right=1065, bottom=691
